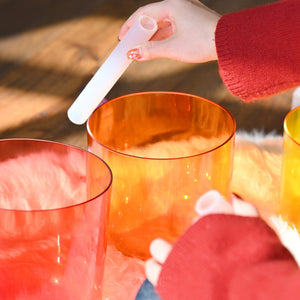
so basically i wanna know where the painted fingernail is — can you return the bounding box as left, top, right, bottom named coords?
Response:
left=127, top=48, right=142, bottom=60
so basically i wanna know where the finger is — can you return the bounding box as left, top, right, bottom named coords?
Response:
left=145, top=258, right=162, bottom=286
left=125, top=20, right=175, bottom=61
left=150, top=18, right=174, bottom=41
left=140, top=38, right=172, bottom=60
left=232, top=194, right=259, bottom=217
left=194, top=190, right=234, bottom=217
left=149, top=238, right=172, bottom=264
left=128, top=34, right=179, bottom=61
left=119, top=13, right=140, bottom=40
left=119, top=5, right=150, bottom=40
left=119, top=2, right=166, bottom=40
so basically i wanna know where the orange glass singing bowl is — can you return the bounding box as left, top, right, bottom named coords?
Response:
left=0, top=139, right=112, bottom=300
left=280, top=106, right=300, bottom=231
left=87, top=92, right=236, bottom=259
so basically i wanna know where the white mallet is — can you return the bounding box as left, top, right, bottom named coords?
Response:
left=67, top=15, right=158, bottom=125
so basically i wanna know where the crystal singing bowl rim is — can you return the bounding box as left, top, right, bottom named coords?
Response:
left=87, top=91, right=236, bottom=161
left=284, top=106, right=300, bottom=147
left=0, top=138, right=113, bottom=213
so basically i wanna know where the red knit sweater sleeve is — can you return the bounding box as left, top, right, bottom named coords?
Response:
left=215, top=0, right=300, bottom=101
left=156, top=214, right=300, bottom=300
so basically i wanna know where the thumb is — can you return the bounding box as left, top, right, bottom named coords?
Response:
left=127, top=37, right=176, bottom=61
left=194, top=190, right=234, bottom=217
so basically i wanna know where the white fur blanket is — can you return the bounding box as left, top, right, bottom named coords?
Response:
left=0, top=131, right=294, bottom=299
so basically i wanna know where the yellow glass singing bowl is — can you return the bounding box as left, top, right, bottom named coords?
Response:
left=280, top=106, right=300, bottom=230
left=87, top=92, right=236, bottom=259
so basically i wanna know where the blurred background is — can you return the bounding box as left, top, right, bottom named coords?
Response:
left=0, top=0, right=292, bottom=149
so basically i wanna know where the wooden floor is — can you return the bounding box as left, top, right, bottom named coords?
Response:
left=0, top=0, right=293, bottom=150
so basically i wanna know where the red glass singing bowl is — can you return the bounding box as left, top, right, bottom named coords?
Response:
left=0, top=139, right=112, bottom=300
left=87, top=92, right=236, bottom=259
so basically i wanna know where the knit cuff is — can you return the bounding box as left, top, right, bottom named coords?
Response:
left=215, top=0, right=300, bottom=101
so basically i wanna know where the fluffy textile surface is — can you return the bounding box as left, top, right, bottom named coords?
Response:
left=1, top=132, right=297, bottom=299
left=0, top=149, right=86, bottom=210
left=233, top=130, right=283, bottom=215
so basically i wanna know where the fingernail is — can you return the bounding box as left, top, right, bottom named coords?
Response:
left=127, top=48, right=142, bottom=60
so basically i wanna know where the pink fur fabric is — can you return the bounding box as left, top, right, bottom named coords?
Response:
left=0, top=149, right=86, bottom=210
